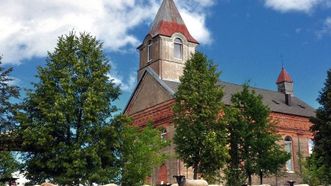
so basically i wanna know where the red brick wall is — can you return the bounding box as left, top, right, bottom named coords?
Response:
left=129, top=99, right=175, bottom=128
left=128, top=100, right=314, bottom=185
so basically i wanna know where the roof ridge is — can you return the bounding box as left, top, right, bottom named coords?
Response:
left=219, top=80, right=286, bottom=96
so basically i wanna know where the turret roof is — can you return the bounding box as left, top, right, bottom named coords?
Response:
left=276, top=67, right=293, bottom=83
left=149, top=0, right=198, bottom=43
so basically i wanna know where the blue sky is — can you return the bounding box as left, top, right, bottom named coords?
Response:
left=1, top=0, right=330, bottom=110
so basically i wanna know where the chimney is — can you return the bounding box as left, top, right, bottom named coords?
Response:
left=285, top=94, right=292, bottom=106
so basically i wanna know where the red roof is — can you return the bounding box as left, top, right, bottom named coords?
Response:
left=276, top=67, right=293, bottom=83
left=149, top=21, right=198, bottom=43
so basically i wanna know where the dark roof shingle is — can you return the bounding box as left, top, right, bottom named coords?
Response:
left=163, top=80, right=315, bottom=117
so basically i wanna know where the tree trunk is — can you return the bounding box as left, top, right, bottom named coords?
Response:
left=193, top=165, right=198, bottom=179
left=248, top=174, right=252, bottom=185
left=260, top=170, right=263, bottom=184
left=76, top=109, right=82, bottom=142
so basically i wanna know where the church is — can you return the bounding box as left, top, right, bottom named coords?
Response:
left=124, top=0, right=315, bottom=185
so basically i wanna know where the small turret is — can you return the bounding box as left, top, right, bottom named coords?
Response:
left=276, top=67, right=294, bottom=105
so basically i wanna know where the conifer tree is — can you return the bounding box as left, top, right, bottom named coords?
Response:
left=310, top=69, right=331, bottom=183
left=18, top=33, right=120, bottom=185
left=0, top=59, right=20, bottom=181
left=225, top=85, right=289, bottom=185
left=0, top=58, right=19, bottom=133
left=173, top=52, right=228, bottom=179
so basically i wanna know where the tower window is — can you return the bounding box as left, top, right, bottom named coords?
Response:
left=284, top=136, right=293, bottom=172
left=148, top=40, right=152, bottom=62
left=174, top=38, right=183, bottom=59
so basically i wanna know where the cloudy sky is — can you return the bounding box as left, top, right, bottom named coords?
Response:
left=1, top=0, right=330, bottom=109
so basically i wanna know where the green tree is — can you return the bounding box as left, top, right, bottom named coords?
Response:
left=173, top=52, right=228, bottom=179
left=302, top=154, right=324, bottom=186
left=310, top=69, right=331, bottom=184
left=18, top=33, right=120, bottom=185
left=0, top=59, right=20, bottom=182
left=114, top=117, right=169, bottom=186
left=0, top=58, right=20, bottom=134
left=224, top=106, right=246, bottom=186
left=0, top=152, right=20, bottom=181
left=225, top=85, right=289, bottom=185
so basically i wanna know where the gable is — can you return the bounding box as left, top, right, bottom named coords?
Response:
left=125, top=72, right=173, bottom=115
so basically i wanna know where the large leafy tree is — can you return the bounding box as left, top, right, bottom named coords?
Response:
left=113, top=117, right=169, bottom=186
left=173, top=52, right=228, bottom=179
left=310, top=69, right=331, bottom=184
left=18, top=33, right=120, bottom=185
left=225, top=85, right=289, bottom=185
left=0, top=59, right=20, bottom=182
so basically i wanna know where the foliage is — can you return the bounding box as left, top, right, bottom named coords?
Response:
left=223, top=106, right=246, bottom=186
left=302, top=154, right=325, bottom=186
left=18, top=32, right=120, bottom=185
left=225, top=85, right=289, bottom=185
left=310, top=68, right=331, bottom=184
left=0, top=152, right=20, bottom=182
left=0, top=58, right=20, bottom=133
left=173, top=52, right=228, bottom=179
left=114, top=116, right=169, bottom=186
left=0, top=59, right=20, bottom=181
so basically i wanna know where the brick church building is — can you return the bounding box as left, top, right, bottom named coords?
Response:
left=124, top=0, right=315, bottom=185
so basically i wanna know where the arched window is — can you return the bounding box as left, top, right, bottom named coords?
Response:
left=285, top=136, right=293, bottom=172
left=174, top=38, right=183, bottom=59
left=147, top=40, right=152, bottom=62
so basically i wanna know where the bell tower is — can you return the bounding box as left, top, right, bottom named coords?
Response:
left=137, top=0, right=199, bottom=82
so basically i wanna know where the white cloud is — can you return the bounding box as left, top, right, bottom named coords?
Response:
left=316, top=17, right=331, bottom=38
left=108, top=72, right=137, bottom=93
left=176, top=0, right=214, bottom=44
left=264, top=0, right=324, bottom=13
left=7, top=76, right=21, bottom=86
left=107, top=60, right=137, bottom=93
left=0, top=0, right=214, bottom=65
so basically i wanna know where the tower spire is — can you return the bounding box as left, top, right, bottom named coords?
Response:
left=149, top=0, right=198, bottom=43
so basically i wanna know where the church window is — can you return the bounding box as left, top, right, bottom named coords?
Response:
left=174, top=38, right=183, bottom=59
left=285, top=136, right=293, bottom=172
left=148, top=40, right=152, bottom=62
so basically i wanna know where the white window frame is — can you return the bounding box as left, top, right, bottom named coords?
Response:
left=161, top=128, right=167, bottom=140
left=308, top=139, right=314, bottom=156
